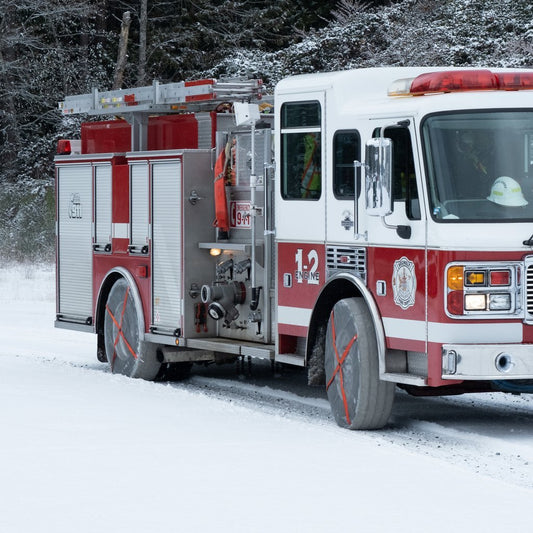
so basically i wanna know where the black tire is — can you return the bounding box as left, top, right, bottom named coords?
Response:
left=325, top=298, right=395, bottom=429
left=104, top=278, right=161, bottom=380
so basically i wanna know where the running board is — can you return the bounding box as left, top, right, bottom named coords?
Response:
left=185, top=337, right=275, bottom=360
left=381, top=372, right=426, bottom=386
left=275, top=353, right=306, bottom=367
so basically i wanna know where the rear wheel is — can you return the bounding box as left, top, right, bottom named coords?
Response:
left=104, top=278, right=161, bottom=380
left=325, top=298, right=395, bottom=429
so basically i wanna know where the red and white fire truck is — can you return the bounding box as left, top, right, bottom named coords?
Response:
left=55, top=67, right=533, bottom=429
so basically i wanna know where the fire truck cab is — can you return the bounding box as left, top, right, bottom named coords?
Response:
left=56, top=68, right=533, bottom=429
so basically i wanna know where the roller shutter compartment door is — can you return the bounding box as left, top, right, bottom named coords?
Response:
left=130, top=162, right=149, bottom=251
left=94, top=165, right=112, bottom=250
left=57, top=164, right=93, bottom=319
left=151, top=160, right=182, bottom=332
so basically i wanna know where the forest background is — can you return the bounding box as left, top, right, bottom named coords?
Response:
left=1, top=0, right=532, bottom=260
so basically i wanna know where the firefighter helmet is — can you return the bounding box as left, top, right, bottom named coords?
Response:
left=487, top=176, right=528, bottom=206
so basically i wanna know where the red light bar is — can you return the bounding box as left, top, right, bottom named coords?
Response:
left=390, top=69, right=533, bottom=97
left=57, top=139, right=72, bottom=155
left=410, top=70, right=498, bottom=95
left=496, top=72, right=533, bottom=91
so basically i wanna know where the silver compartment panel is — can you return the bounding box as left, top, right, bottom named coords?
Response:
left=57, top=164, right=93, bottom=318
left=151, top=160, right=182, bottom=331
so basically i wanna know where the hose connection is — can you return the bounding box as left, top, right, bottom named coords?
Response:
left=201, top=281, right=246, bottom=326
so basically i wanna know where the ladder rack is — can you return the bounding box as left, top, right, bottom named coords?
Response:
left=59, top=78, right=264, bottom=116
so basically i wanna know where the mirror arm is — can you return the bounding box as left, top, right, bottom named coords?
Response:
left=381, top=216, right=411, bottom=239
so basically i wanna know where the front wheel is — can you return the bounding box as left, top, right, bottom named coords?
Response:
left=104, top=278, right=161, bottom=380
left=325, top=298, right=395, bottom=429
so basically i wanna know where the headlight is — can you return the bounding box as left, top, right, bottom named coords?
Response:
left=489, top=293, right=512, bottom=311
left=464, top=293, right=487, bottom=311
left=445, top=263, right=519, bottom=318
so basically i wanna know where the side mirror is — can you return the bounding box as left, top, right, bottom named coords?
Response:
left=365, top=137, right=393, bottom=217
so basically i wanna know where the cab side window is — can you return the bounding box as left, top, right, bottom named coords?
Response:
left=373, top=126, right=421, bottom=220
left=333, top=130, right=360, bottom=199
left=281, top=102, right=321, bottom=200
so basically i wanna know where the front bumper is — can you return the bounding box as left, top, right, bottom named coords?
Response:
left=442, top=343, right=533, bottom=380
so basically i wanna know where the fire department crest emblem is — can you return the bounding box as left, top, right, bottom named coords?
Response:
left=392, top=257, right=416, bottom=309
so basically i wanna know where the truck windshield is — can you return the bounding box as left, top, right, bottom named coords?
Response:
left=422, top=110, right=533, bottom=222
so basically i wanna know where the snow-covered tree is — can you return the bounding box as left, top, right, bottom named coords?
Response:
left=1, top=0, right=533, bottom=260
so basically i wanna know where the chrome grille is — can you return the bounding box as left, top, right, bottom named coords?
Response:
left=326, top=246, right=366, bottom=281
left=526, top=261, right=533, bottom=319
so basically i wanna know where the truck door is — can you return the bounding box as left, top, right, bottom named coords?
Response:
left=276, top=94, right=326, bottom=352
left=366, top=120, right=428, bottom=367
left=276, top=95, right=325, bottom=242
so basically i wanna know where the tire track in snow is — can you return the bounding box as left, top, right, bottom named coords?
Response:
left=28, top=353, right=533, bottom=489
left=176, top=367, right=533, bottom=490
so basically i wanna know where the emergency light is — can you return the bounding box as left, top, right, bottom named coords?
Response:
left=446, top=264, right=516, bottom=316
left=388, top=70, right=533, bottom=96
left=56, top=139, right=81, bottom=155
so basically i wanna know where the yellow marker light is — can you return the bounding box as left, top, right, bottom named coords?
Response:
left=465, top=270, right=486, bottom=286
left=465, top=270, right=487, bottom=287
left=447, top=266, right=464, bottom=290
left=209, top=248, right=222, bottom=256
left=464, top=293, right=487, bottom=311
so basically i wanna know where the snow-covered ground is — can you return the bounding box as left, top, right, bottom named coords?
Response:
left=1, top=263, right=533, bottom=532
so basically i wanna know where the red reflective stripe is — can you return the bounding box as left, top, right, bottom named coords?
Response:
left=185, top=93, right=215, bottom=102
left=105, top=286, right=139, bottom=365
left=326, top=310, right=357, bottom=426
left=184, top=79, right=215, bottom=87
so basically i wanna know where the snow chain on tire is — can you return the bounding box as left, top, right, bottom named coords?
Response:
left=104, top=278, right=161, bottom=380
left=325, top=298, right=395, bottom=430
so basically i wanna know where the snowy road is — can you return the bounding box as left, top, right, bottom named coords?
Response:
left=1, top=263, right=533, bottom=531
left=180, top=365, right=533, bottom=491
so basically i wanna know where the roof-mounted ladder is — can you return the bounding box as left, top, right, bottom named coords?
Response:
left=58, top=78, right=264, bottom=151
left=58, top=78, right=263, bottom=116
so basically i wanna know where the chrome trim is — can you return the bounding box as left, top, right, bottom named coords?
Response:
left=144, top=332, right=180, bottom=346
left=524, top=255, right=533, bottom=324
left=318, top=272, right=387, bottom=378
left=326, top=246, right=367, bottom=281
left=444, top=261, right=523, bottom=320
left=442, top=343, right=533, bottom=380
left=381, top=372, right=426, bottom=386
left=275, top=353, right=305, bottom=366
left=54, top=320, right=94, bottom=334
